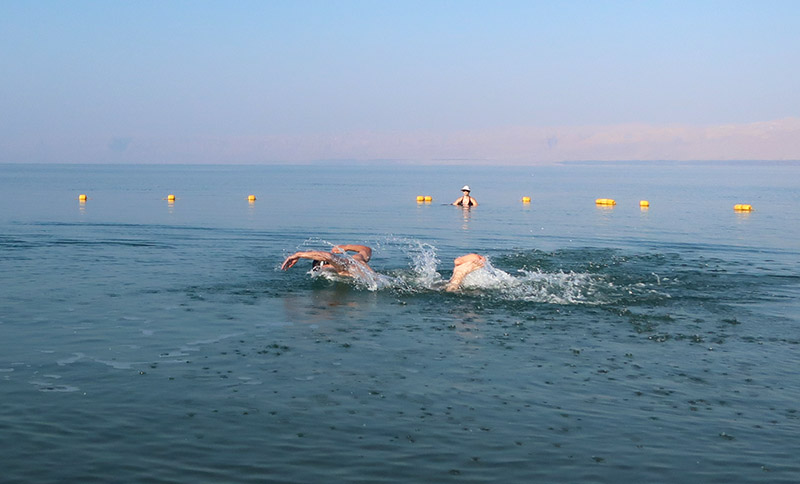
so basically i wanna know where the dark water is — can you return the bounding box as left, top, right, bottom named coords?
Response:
left=1, top=163, right=799, bottom=483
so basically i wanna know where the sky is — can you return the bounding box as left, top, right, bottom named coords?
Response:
left=1, top=0, right=799, bottom=164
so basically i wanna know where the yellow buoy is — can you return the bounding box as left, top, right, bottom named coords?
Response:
left=640, top=200, right=650, bottom=208
left=424, top=196, right=433, bottom=202
left=78, top=194, right=88, bottom=201
left=416, top=195, right=425, bottom=202
left=248, top=195, right=257, bottom=202
left=167, top=194, right=176, bottom=202
left=734, top=204, right=753, bottom=212
left=522, top=196, right=531, bottom=203
left=595, top=198, right=616, bottom=206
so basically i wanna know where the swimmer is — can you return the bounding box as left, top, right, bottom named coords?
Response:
left=281, top=244, right=486, bottom=292
left=281, top=244, right=375, bottom=279
left=452, top=185, right=478, bottom=207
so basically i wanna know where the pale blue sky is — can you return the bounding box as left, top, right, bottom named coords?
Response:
left=2, top=1, right=799, bottom=163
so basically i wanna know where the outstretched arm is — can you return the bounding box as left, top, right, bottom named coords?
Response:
left=281, top=251, right=337, bottom=270
left=331, top=244, right=372, bottom=262
left=445, top=254, right=486, bottom=292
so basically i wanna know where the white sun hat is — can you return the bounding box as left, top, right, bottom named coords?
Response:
left=461, top=185, right=471, bottom=191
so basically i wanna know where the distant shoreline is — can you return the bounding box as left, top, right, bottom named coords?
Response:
left=558, top=159, right=800, bottom=167
left=1, top=159, right=799, bottom=168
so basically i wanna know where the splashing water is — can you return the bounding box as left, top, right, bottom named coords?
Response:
left=308, top=255, right=401, bottom=291
left=508, top=268, right=598, bottom=304
left=454, top=260, right=596, bottom=304
left=290, top=238, right=664, bottom=306
left=397, top=238, right=443, bottom=289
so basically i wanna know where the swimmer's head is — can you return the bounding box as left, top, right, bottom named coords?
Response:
left=311, top=259, right=327, bottom=271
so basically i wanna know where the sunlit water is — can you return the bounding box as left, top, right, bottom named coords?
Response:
left=1, top=162, right=799, bottom=483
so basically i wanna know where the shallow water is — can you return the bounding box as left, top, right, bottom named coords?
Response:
left=1, top=162, right=799, bottom=482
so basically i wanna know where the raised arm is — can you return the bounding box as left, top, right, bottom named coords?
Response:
left=331, top=244, right=372, bottom=262
left=445, top=254, right=486, bottom=292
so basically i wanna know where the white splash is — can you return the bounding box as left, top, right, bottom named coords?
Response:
left=400, top=239, right=444, bottom=289
left=456, top=260, right=599, bottom=304
left=286, top=238, right=608, bottom=303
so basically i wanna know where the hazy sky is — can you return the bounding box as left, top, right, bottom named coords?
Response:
left=2, top=0, right=799, bottom=164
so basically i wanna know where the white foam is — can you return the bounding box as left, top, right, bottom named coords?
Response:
left=94, top=359, right=137, bottom=370
left=185, top=332, right=244, bottom=347
left=57, top=352, right=86, bottom=366
left=453, top=260, right=600, bottom=304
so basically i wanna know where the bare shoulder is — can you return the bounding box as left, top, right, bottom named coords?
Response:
left=454, top=253, right=486, bottom=266
left=335, top=244, right=372, bottom=261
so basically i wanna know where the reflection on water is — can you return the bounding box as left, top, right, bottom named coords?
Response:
left=281, top=284, right=378, bottom=324
left=459, top=205, right=472, bottom=230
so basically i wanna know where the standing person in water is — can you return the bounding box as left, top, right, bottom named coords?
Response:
left=452, top=185, right=478, bottom=207
left=281, top=244, right=486, bottom=292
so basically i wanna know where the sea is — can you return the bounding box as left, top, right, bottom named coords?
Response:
left=1, top=162, right=798, bottom=483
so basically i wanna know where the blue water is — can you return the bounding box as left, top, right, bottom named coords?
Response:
left=1, top=162, right=799, bottom=483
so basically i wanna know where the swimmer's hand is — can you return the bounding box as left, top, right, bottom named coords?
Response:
left=444, top=281, right=460, bottom=292
left=281, top=254, right=301, bottom=270
left=281, top=251, right=336, bottom=271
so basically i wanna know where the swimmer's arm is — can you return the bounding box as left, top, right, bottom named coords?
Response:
left=281, top=251, right=336, bottom=270
left=445, top=254, right=486, bottom=292
left=453, top=253, right=486, bottom=266
left=452, top=197, right=464, bottom=206
left=331, top=244, right=372, bottom=262
left=445, top=269, right=471, bottom=291
left=469, top=197, right=478, bottom=206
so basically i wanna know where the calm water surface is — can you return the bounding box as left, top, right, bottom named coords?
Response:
left=1, top=163, right=799, bottom=483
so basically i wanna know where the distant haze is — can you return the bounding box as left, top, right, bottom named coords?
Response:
left=2, top=1, right=798, bottom=164
left=5, top=118, right=799, bottom=165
